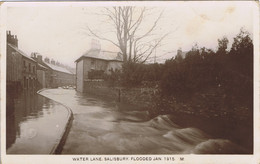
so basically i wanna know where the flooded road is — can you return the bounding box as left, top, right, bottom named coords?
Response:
left=6, top=91, right=70, bottom=154
left=40, top=89, right=248, bottom=154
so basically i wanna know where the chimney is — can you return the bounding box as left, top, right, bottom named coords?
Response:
left=56, top=61, right=60, bottom=66
left=31, top=52, right=36, bottom=58
left=51, top=59, right=55, bottom=65
left=6, top=31, right=11, bottom=44
left=44, top=57, right=50, bottom=63
left=14, top=35, right=18, bottom=47
left=176, top=48, right=183, bottom=60
left=37, top=54, right=43, bottom=62
left=10, top=35, right=14, bottom=45
left=6, top=31, right=18, bottom=47
left=177, top=48, right=182, bottom=56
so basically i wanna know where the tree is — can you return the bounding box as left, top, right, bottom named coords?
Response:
left=87, top=7, right=169, bottom=63
left=217, top=36, right=229, bottom=55
left=229, top=28, right=253, bottom=77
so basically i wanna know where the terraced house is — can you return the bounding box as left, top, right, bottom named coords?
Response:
left=31, top=53, right=76, bottom=88
left=6, top=31, right=37, bottom=92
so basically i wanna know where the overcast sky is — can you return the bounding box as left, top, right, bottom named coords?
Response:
left=5, top=1, right=255, bottom=67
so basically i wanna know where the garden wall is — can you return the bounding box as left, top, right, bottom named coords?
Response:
left=83, top=80, right=159, bottom=110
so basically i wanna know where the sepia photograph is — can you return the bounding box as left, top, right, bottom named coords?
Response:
left=1, top=1, right=259, bottom=163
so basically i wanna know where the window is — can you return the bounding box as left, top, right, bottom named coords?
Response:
left=23, top=60, right=26, bottom=71
left=91, top=59, right=95, bottom=65
left=24, top=77, right=26, bottom=88
left=27, top=79, right=29, bottom=88
left=29, top=63, right=31, bottom=73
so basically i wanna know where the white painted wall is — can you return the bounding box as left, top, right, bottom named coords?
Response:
left=76, top=60, right=84, bottom=92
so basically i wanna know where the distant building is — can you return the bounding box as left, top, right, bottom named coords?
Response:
left=31, top=53, right=50, bottom=88
left=175, top=48, right=188, bottom=61
left=32, top=53, right=75, bottom=88
left=7, top=31, right=37, bottom=92
left=44, top=59, right=75, bottom=88
left=75, top=48, right=123, bottom=92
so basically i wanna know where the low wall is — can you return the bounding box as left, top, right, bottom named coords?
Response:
left=84, top=81, right=159, bottom=110
left=83, top=81, right=252, bottom=121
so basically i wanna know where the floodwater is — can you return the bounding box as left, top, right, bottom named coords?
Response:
left=6, top=90, right=69, bottom=154
left=40, top=89, right=250, bottom=154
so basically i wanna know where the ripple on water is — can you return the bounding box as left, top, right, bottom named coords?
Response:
left=187, top=139, right=248, bottom=154
left=40, top=89, right=250, bottom=154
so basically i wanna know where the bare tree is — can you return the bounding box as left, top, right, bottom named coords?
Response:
left=87, top=7, right=169, bottom=63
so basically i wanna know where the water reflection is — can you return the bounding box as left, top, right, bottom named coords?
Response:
left=6, top=90, right=69, bottom=154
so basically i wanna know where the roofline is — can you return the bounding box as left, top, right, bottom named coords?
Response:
left=52, top=69, right=74, bottom=75
left=37, top=63, right=49, bottom=70
left=8, top=43, right=36, bottom=63
left=75, top=56, right=123, bottom=63
left=45, top=63, right=74, bottom=74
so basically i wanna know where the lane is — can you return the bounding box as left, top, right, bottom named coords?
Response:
left=40, top=88, right=247, bottom=154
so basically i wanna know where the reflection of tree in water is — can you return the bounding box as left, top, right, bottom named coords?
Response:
left=6, top=90, right=44, bottom=150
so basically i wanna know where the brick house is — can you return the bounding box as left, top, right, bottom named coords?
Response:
left=6, top=31, right=37, bottom=92
left=75, top=48, right=123, bottom=92
left=44, top=59, right=75, bottom=88
left=32, top=53, right=75, bottom=88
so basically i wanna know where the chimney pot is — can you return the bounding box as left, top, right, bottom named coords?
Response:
left=44, top=57, right=50, bottom=63
left=51, top=59, right=55, bottom=65
left=37, top=54, right=42, bottom=62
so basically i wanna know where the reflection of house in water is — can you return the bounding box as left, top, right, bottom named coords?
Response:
left=6, top=90, right=37, bottom=149
left=7, top=31, right=37, bottom=91
left=6, top=94, right=16, bottom=149
left=75, top=40, right=123, bottom=92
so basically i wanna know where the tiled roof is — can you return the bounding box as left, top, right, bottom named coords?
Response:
left=43, top=62, right=73, bottom=74
left=76, top=49, right=123, bottom=62
left=37, top=63, right=49, bottom=70
left=67, top=68, right=76, bottom=74
left=8, top=43, right=36, bottom=62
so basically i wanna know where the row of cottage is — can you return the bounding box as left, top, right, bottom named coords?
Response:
left=7, top=31, right=187, bottom=93
left=7, top=31, right=76, bottom=92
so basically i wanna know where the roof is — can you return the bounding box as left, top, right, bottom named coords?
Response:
left=37, top=63, right=49, bottom=70
left=75, top=49, right=123, bottom=63
left=67, top=68, right=76, bottom=74
left=43, top=61, right=73, bottom=74
left=8, top=43, right=36, bottom=62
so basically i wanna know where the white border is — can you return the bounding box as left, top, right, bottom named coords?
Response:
left=1, top=1, right=259, bottom=164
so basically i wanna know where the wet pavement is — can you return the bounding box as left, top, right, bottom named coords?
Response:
left=39, top=88, right=248, bottom=154
left=6, top=91, right=70, bottom=154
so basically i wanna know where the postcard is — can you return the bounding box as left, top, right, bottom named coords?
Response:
left=1, top=1, right=259, bottom=164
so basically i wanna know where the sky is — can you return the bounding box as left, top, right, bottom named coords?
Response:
left=5, top=1, right=255, bottom=67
